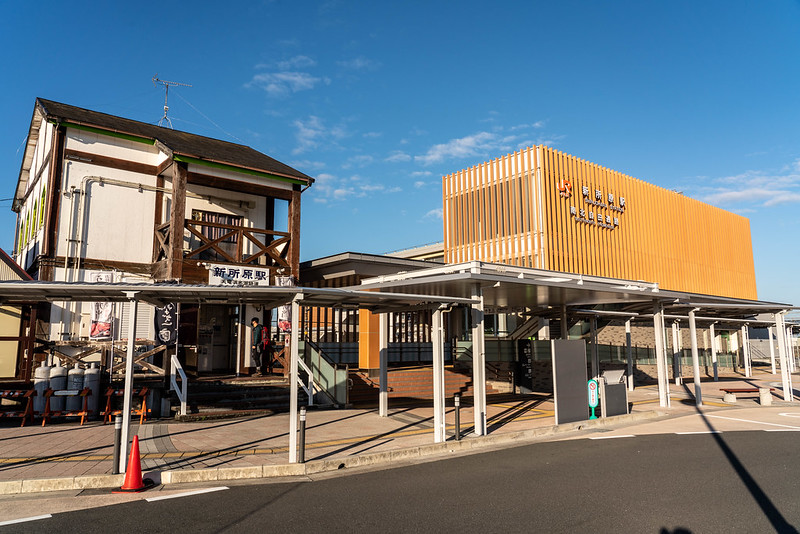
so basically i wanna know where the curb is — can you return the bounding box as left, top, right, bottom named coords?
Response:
left=0, top=410, right=663, bottom=495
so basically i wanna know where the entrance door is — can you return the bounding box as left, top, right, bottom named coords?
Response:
left=197, top=305, right=236, bottom=373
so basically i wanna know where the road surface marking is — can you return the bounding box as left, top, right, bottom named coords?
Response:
left=676, top=431, right=722, bottom=435
left=589, top=434, right=635, bottom=440
left=146, top=486, right=229, bottom=502
left=0, top=514, right=52, bottom=526
left=704, top=414, right=800, bottom=430
left=764, top=429, right=800, bottom=432
left=778, top=412, right=800, bottom=418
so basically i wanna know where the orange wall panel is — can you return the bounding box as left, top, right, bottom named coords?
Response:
left=442, top=145, right=757, bottom=300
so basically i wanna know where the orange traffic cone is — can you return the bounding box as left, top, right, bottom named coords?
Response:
left=113, top=435, right=154, bottom=493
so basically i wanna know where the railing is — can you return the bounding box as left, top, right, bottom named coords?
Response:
left=301, top=340, right=349, bottom=406
left=155, top=219, right=291, bottom=268
left=170, top=353, right=187, bottom=416
left=296, top=357, right=314, bottom=407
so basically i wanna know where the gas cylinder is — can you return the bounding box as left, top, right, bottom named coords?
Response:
left=33, top=362, right=50, bottom=414
left=66, top=364, right=85, bottom=412
left=83, top=363, right=101, bottom=419
left=48, top=362, right=67, bottom=412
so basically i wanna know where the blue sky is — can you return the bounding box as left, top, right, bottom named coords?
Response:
left=2, top=1, right=800, bottom=306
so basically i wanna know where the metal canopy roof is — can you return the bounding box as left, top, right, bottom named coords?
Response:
left=0, top=281, right=477, bottom=313
left=357, top=261, right=794, bottom=323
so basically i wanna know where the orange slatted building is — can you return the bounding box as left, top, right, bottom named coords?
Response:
left=442, top=145, right=757, bottom=300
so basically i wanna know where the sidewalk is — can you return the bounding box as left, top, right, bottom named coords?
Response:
left=0, top=368, right=795, bottom=494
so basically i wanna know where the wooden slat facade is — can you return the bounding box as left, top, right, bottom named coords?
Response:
left=443, top=145, right=757, bottom=300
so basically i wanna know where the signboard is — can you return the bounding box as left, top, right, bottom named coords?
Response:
left=90, top=271, right=113, bottom=340
left=208, top=264, right=271, bottom=286
left=276, top=275, right=295, bottom=333
left=558, top=179, right=627, bottom=231
left=551, top=339, right=589, bottom=425
left=154, top=303, right=178, bottom=346
left=588, top=379, right=599, bottom=419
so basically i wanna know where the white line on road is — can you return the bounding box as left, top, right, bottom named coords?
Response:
left=764, top=429, right=800, bottom=432
left=704, top=414, right=800, bottom=430
left=589, top=434, right=635, bottom=440
left=676, top=431, right=722, bottom=435
left=778, top=412, right=800, bottom=418
left=0, top=514, right=52, bottom=527
left=146, top=486, right=229, bottom=502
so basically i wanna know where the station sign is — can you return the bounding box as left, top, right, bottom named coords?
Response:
left=557, top=179, right=627, bottom=231
left=208, top=263, right=271, bottom=286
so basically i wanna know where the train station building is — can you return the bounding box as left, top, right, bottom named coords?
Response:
left=0, top=99, right=796, bottom=462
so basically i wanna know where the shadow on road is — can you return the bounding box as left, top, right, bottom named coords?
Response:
left=681, top=383, right=798, bottom=534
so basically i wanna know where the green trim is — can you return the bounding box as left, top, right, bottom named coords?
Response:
left=57, top=121, right=155, bottom=145
left=173, top=155, right=307, bottom=185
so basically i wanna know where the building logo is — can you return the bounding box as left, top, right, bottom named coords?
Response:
left=558, top=179, right=572, bottom=198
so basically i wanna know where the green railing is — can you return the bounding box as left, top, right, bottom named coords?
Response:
left=299, top=340, right=349, bottom=406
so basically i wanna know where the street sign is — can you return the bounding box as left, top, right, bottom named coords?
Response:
left=588, top=379, right=599, bottom=419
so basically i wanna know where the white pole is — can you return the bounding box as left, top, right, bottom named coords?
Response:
left=787, top=326, right=796, bottom=373
left=672, top=322, right=681, bottom=386
left=626, top=319, right=634, bottom=391
left=775, top=313, right=793, bottom=402
left=768, top=326, right=777, bottom=375
left=688, top=309, right=702, bottom=406
left=288, top=296, right=301, bottom=463
left=590, top=316, right=598, bottom=379
left=379, top=313, right=389, bottom=417
left=119, top=293, right=138, bottom=473
left=709, top=323, right=718, bottom=381
left=432, top=308, right=445, bottom=443
left=653, top=303, right=668, bottom=408
left=471, top=285, right=487, bottom=436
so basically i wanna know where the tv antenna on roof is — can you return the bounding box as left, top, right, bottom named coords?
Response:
left=152, top=75, right=192, bottom=129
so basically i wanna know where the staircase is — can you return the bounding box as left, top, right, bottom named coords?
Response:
left=172, top=376, right=308, bottom=421
left=349, top=367, right=499, bottom=406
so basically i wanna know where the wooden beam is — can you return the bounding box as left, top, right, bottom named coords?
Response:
left=169, top=162, right=188, bottom=280
left=288, top=190, right=301, bottom=277
left=41, top=126, right=65, bottom=281
left=153, top=173, right=165, bottom=262
left=64, top=149, right=158, bottom=176
left=187, top=172, right=294, bottom=200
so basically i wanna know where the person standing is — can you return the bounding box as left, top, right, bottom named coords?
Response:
left=251, top=317, right=265, bottom=376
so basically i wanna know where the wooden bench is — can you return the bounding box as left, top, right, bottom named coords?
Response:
left=101, top=387, right=150, bottom=425
left=0, top=389, right=36, bottom=427
left=720, top=387, right=775, bottom=404
left=41, top=388, right=91, bottom=426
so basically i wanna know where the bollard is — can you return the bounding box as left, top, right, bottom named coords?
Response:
left=454, top=394, right=461, bottom=441
left=298, top=406, right=306, bottom=464
left=112, top=415, right=122, bottom=474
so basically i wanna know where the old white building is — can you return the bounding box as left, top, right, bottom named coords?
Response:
left=12, top=98, right=312, bottom=376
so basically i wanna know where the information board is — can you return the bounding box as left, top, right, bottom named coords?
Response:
left=551, top=339, right=589, bottom=424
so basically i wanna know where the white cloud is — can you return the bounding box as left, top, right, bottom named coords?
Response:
left=290, top=159, right=326, bottom=171
left=423, top=208, right=443, bottom=220
left=363, top=131, right=382, bottom=138
left=414, top=181, right=427, bottom=188
left=699, top=159, right=800, bottom=210
left=385, top=151, right=412, bottom=163
left=247, top=71, right=327, bottom=97
left=337, top=57, right=380, bottom=70
left=277, top=55, right=316, bottom=70
left=342, top=155, right=374, bottom=168
left=292, top=116, right=348, bottom=154
left=510, top=121, right=546, bottom=131
left=411, top=171, right=433, bottom=177
left=415, top=131, right=512, bottom=166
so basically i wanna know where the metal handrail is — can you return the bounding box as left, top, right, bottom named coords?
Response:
left=170, top=353, right=187, bottom=416
left=297, top=357, right=314, bottom=406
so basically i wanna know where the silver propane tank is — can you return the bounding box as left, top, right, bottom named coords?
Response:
left=33, top=362, right=50, bottom=414
left=48, top=362, right=67, bottom=412
left=83, top=363, right=101, bottom=419
left=66, top=364, right=85, bottom=412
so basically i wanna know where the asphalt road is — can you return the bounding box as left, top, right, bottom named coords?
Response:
left=4, top=430, right=800, bottom=533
